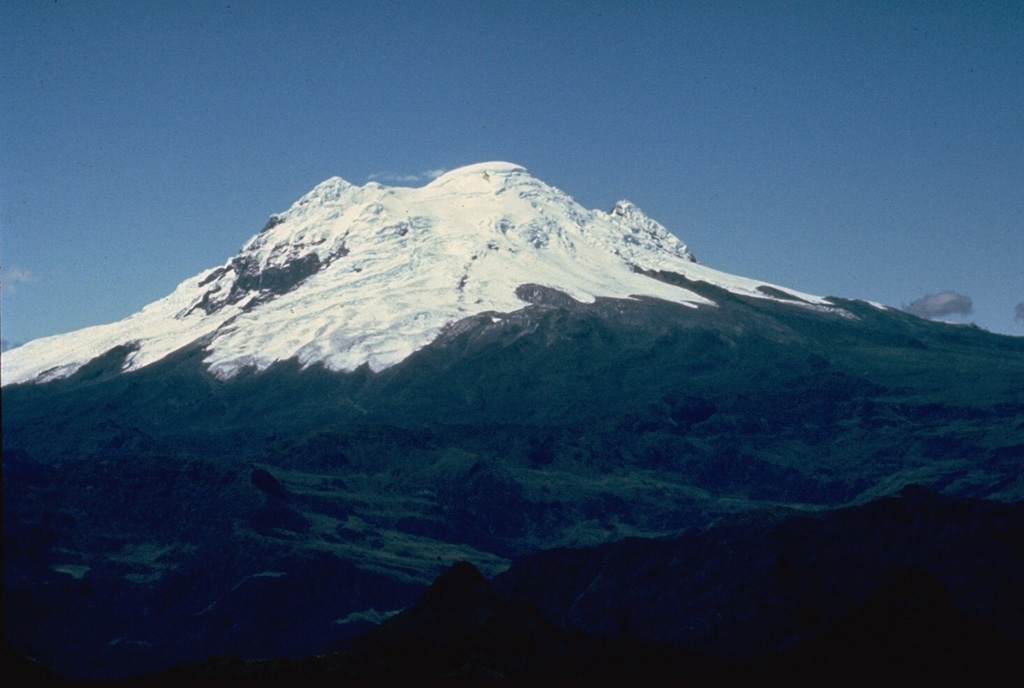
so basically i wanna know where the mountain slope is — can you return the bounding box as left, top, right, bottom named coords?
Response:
left=3, top=163, right=1023, bottom=678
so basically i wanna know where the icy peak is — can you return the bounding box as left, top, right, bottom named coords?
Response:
left=605, top=200, right=696, bottom=264
left=294, top=176, right=356, bottom=206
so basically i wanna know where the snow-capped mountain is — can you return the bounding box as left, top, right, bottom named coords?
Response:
left=1, top=161, right=832, bottom=386
left=6, top=164, right=1024, bottom=680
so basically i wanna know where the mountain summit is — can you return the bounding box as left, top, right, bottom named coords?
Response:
left=2, top=162, right=831, bottom=385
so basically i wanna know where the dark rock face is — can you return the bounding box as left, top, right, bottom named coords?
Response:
left=197, top=266, right=229, bottom=287
left=755, top=284, right=811, bottom=303
left=514, top=283, right=582, bottom=308
left=186, top=242, right=351, bottom=316
left=228, top=253, right=322, bottom=303
left=260, top=215, right=284, bottom=232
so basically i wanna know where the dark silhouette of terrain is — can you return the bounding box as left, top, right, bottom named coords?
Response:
left=8, top=489, right=1020, bottom=680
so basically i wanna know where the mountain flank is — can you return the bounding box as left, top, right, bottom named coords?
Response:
left=3, top=163, right=1022, bottom=677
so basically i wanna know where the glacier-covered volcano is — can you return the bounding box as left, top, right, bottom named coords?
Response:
left=5, top=163, right=1024, bottom=681
left=1, top=162, right=832, bottom=385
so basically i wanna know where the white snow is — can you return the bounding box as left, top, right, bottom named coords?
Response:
left=1, top=162, right=834, bottom=386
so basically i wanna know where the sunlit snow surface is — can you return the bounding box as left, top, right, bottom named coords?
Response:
left=1, top=162, right=832, bottom=385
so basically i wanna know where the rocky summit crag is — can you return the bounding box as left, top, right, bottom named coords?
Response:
left=3, top=164, right=1023, bottom=677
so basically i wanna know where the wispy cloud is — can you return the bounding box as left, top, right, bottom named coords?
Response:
left=904, top=291, right=973, bottom=320
left=367, top=168, right=448, bottom=185
left=1, top=266, right=36, bottom=294
left=367, top=172, right=422, bottom=183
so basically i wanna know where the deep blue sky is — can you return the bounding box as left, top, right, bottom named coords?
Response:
left=2, top=1, right=1022, bottom=347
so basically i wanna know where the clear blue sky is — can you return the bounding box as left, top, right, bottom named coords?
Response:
left=2, top=0, right=1022, bottom=348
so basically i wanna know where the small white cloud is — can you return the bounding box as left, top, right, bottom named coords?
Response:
left=367, top=171, right=423, bottom=184
left=904, top=291, right=973, bottom=320
left=5, top=266, right=34, bottom=283
left=367, top=168, right=448, bottom=185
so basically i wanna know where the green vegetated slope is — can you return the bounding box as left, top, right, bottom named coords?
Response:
left=4, top=287, right=1023, bottom=677
left=4, top=287, right=1023, bottom=554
